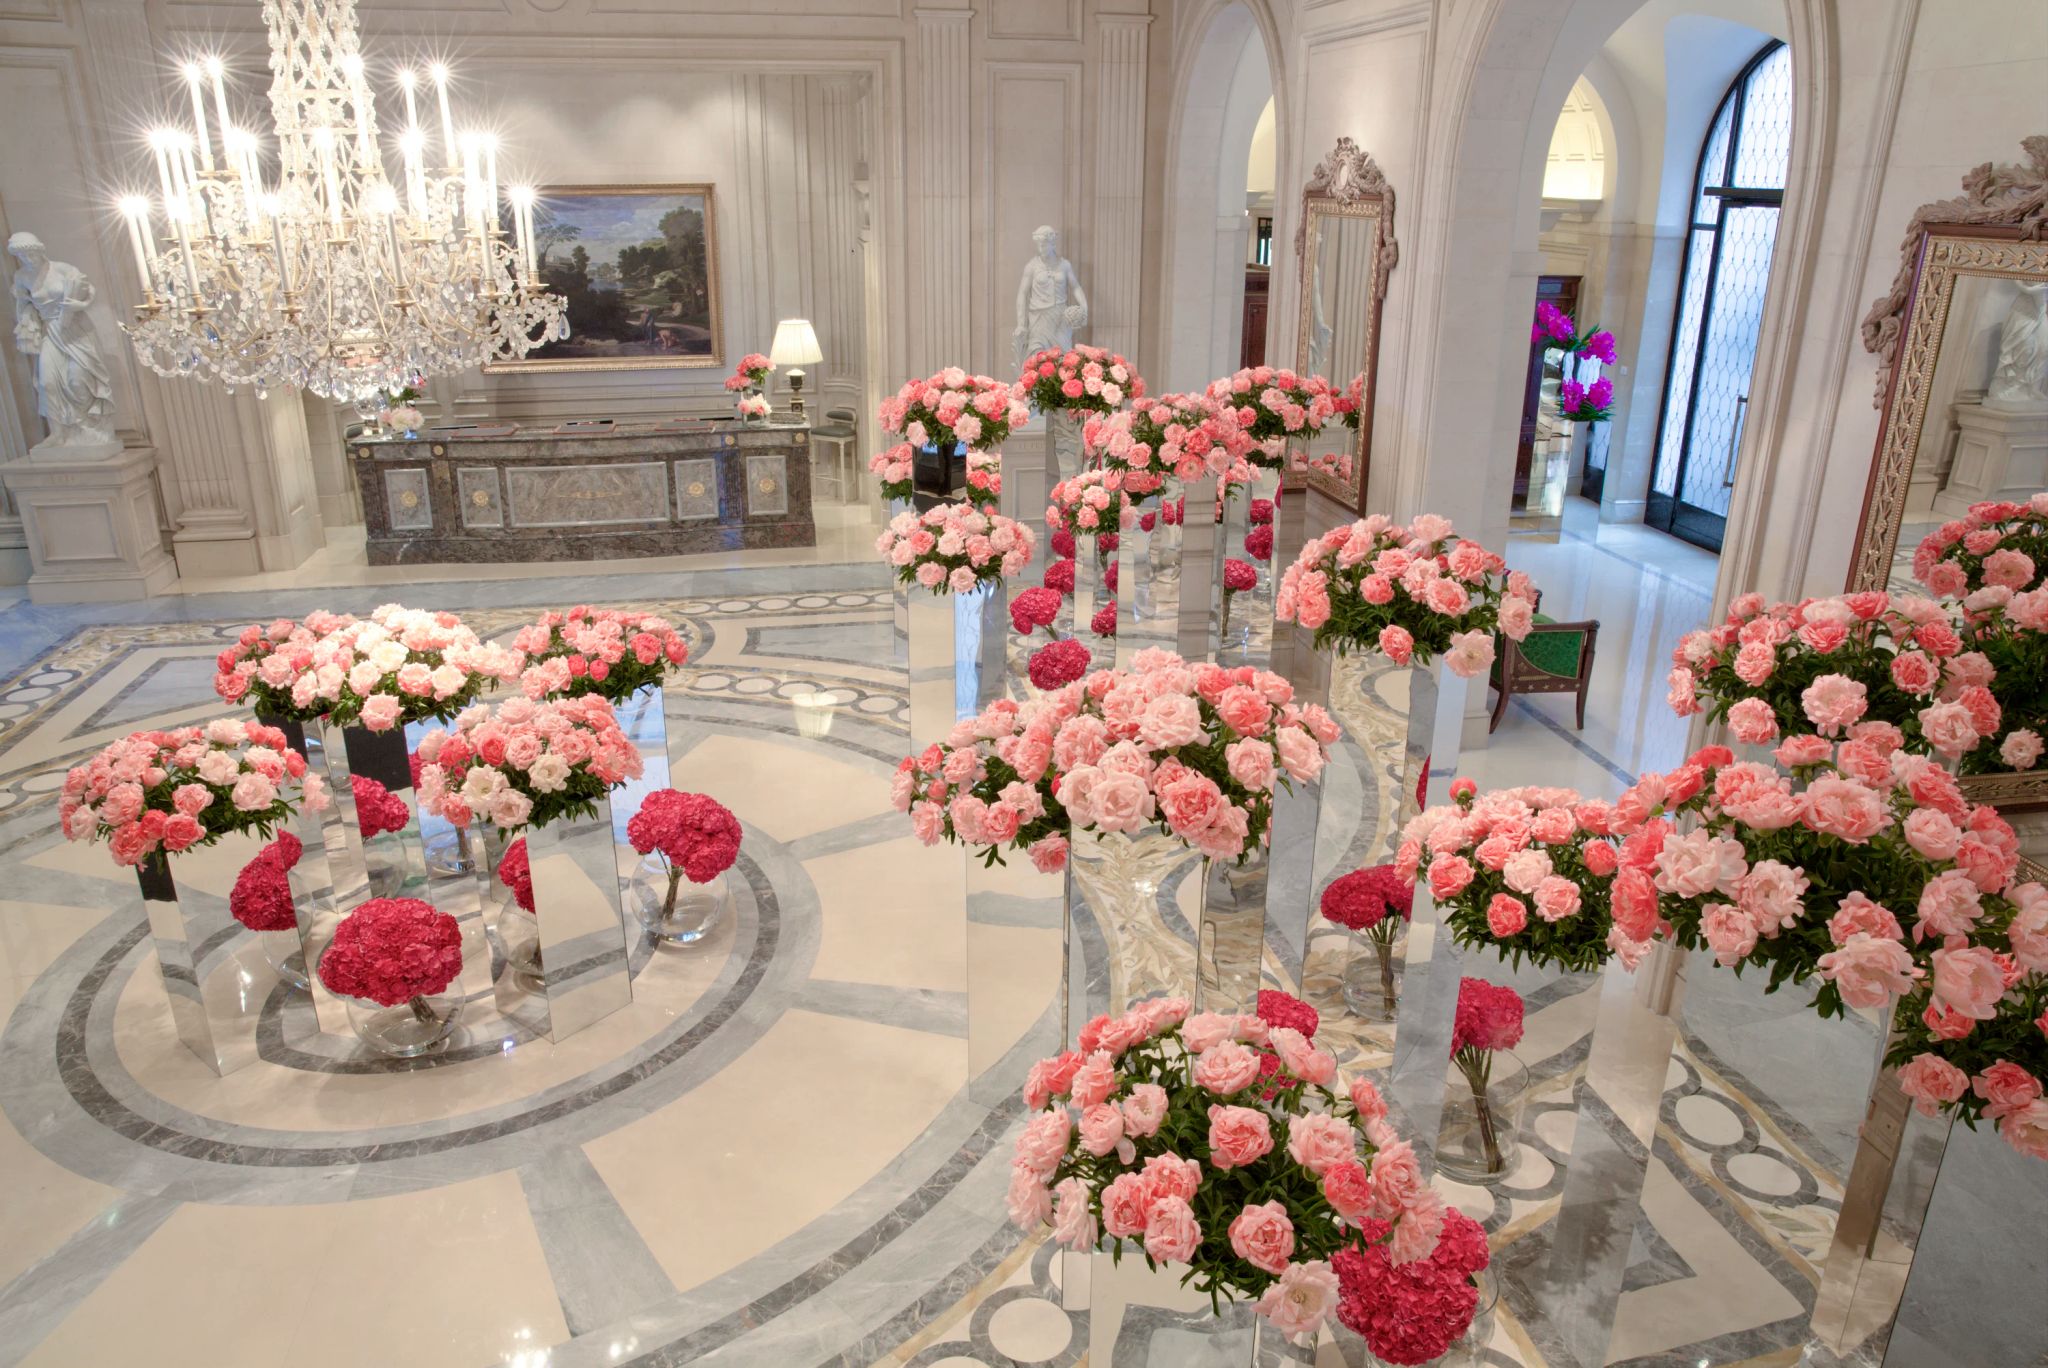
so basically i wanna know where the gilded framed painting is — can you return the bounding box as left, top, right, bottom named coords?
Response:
left=486, top=183, right=724, bottom=373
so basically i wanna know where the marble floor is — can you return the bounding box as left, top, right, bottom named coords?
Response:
left=0, top=497, right=2030, bottom=1367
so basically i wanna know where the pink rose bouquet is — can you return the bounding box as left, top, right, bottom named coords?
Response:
left=722, top=352, right=774, bottom=393
left=1397, top=783, right=1641, bottom=972
left=1665, top=589, right=1998, bottom=765
left=1912, top=494, right=2048, bottom=599
left=1046, top=468, right=1136, bottom=540
left=414, top=694, right=644, bottom=832
left=868, top=443, right=916, bottom=502
left=1203, top=366, right=1348, bottom=469
left=1450, top=977, right=1525, bottom=1175
left=963, top=450, right=1001, bottom=509
left=60, top=718, right=320, bottom=868
left=1018, top=344, right=1144, bottom=415
left=212, top=611, right=357, bottom=719
left=1947, top=584, right=2046, bottom=774
left=1275, top=513, right=1538, bottom=679
left=1007, top=995, right=1462, bottom=1348
left=1083, top=392, right=1252, bottom=489
left=512, top=605, right=690, bottom=705
left=627, top=789, right=743, bottom=918
left=878, top=367, right=1030, bottom=452
left=315, top=896, right=464, bottom=1012
left=288, top=604, right=520, bottom=731
left=877, top=501, right=1037, bottom=595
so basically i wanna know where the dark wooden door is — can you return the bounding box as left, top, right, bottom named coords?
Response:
left=1515, top=275, right=1580, bottom=509
left=1240, top=266, right=1270, bottom=370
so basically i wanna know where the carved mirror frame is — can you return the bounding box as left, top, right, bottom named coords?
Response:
left=1294, top=138, right=1398, bottom=512
left=1850, top=136, right=2048, bottom=808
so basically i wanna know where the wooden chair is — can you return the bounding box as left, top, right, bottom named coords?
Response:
left=1489, top=614, right=1600, bottom=732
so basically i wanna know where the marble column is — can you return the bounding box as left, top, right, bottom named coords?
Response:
left=913, top=6, right=973, bottom=374
left=1090, top=12, right=1151, bottom=361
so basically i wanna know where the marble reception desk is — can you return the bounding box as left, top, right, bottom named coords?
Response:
left=349, top=419, right=815, bottom=565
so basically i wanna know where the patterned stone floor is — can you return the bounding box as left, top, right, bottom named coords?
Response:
left=0, top=515, right=2026, bottom=1367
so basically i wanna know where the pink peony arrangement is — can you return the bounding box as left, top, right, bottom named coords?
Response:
left=61, top=719, right=321, bottom=868
left=1018, top=344, right=1144, bottom=415
left=722, top=352, right=774, bottom=393
left=1203, top=366, right=1355, bottom=469
left=963, top=451, right=1001, bottom=509
left=1398, top=782, right=1640, bottom=972
left=315, top=896, right=464, bottom=1007
left=280, top=603, right=520, bottom=731
left=1665, top=590, right=2004, bottom=768
left=878, top=367, right=1030, bottom=451
left=627, top=789, right=743, bottom=916
left=414, top=694, right=644, bottom=832
left=1276, top=514, right=1537, bottom=678
left=1947, top=583, right=2047, bottom=773
left=513, top=605, right=690, bottom=705
left=1029, top=639, right=1092, bottom=691
left=353, top=775, right=410, bottom=840
left=1912, top=494, right=2048, bottom=599
left=1333, top=1208, right=1492, bottom=1364
left=869, top=444, right=915, bottom=502
left=1007, top=995, right=1464, bottom=1348
left=1046, top=469, right=1136, bottom=540
left=891, top=649, right=1339, bottom=868
left=1083, top=392, right=1253, bottom=489
left=876, top=501, right=1037, bottom=595
left=212, top=612, right=357, bottom=719
left=229, top=831, right=303, bottom=932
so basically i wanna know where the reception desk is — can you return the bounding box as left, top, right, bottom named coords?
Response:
left=349, top=418, right=815, bottom=565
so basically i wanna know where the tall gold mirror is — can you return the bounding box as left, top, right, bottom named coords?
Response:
left=1295, top=138, right=1397, bottom=512
left=1852, top=136, right=2048, bottom=806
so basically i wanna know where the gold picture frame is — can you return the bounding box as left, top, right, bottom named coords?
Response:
left=484, top=183, right=724, bottom=374
left=1294, top=139, right=1398, bottom=512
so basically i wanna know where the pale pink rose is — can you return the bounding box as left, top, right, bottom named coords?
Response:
left=1498, top=595, right=1534, bottom=641
left=1138, top=693, right=1204, bottom=750
left=1726, top=697, right=1780, bottom=746
left=1023, top=1051, right=1083, bottom=1109
left=1501, top=847, right=1552, bottom=894
left=1013, top=1110, right=1071, bottom=1177
left=1915, top=869, right=1984, bottom=941
left=1285, top=1112, right=1358, bottom=1176
left=229, top=771, right=277, bottom=812
left=1052, top=1176, right=1097, bottom=1249
left=1733, top=640, right=1776, bottom=685
left=1971, top=1061, right=2043, bottom=1120
left=359, top=693, right=403, bottom=732
left=1386, top=1187, right=1447, bottom=1266
left=1135, top=1194, right=1199, bottom=1265
left=1142, top=1152, right=1202, bottom=1203
left=1006, top=1164, right=1052, bottom=1229
left=1903, top=808, right=1964, bottom=861
left=1100, top=1171, right=1153, bottom=1238
left=1349, top=1077, right=1388, bottom=1123
left=1227, top=1200, right=1296, bottom=1276
left=1998, top=1099, right=2048, bottom=1161
left=1918, top=699, right=1981, bottom=759
left=1444, top=629, right=1495, bottom=679
left=1929, top=944, right=2006, bottom=1020
left=1225, top=738, right=1276, bottom=791
left=2002, top=729, right=2044, bottom=770
left=1026, top=833, right=1068, bottom=873
left=1701, top=902, right=1759, bottom=967
left=1069, top=1051, right=1118, bottom=1108
left=1827, top=891, right=1903, bottom=945
left=1122, top=1082, right=1169, bottom=1137
left=1274, top=727, right=1325, bottom=783
left=1207, top=1103, right=1275, bottom=1170
left=2008, top=884, right=2048, bottom=972
left=1736, top=859, right=1810, bottom=934
left=1487, top=893, right=1528, bottom=936
left=1378, top=624, right=1414, bottom=664
left=1803, top=775, right=1891, bottom=843
left=1533, top=874, right=1582, bottom=922
left=1088, top=771, right=1154, bottom=833
left=1896, top=1053, right=1968, bottom=1117
left=1193, top=1040, right=1261, bottom=1095
left=1654, top=829, right=1748, bottom=898
left=1078, top=1102, right=1128, bottom=1158
left=1800, top=674, right=1869, bottom=736
left=1255, top=1259, right=1340, bottom=1344
left=1181, top=1011, right=1237, bottom=1053
left=1775, top=734, right=1834, bottom=768
left=1817, top=933, right=1923, bottom=1008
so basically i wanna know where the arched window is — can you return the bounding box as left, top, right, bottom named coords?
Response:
left=1647, top=41, right=1791, bottom=551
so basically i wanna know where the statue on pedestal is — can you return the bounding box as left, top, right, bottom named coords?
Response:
left=1987, top=281, right=2048, bottom=410
left=1011, top=226, right=1089, bottom=372
left=9, top=232, right=117, bottom=459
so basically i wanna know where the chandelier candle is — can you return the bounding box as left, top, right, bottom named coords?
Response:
left=182, top=63, right=214, bottom=171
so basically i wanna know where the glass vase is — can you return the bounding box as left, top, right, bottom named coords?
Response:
left=260, top=928, right=311, bottom=993
left=628, top=853, right=734, bottom=945
left=497, top=902, right=544, bottom=983
left=1343, top=922, right=1406, bottom=1022
left=363, top=827, right=416, bottom=897
left=342, top=987, right=463, bottom=1058
left=1437, top=1050, right=1530, bottom=1183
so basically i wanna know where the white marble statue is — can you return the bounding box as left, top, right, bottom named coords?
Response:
left=1011, top=226, right=1089, bottom=371
left=9, top=231, right=117, bottom=458
left=1987, top=281, right=2048, bottom=409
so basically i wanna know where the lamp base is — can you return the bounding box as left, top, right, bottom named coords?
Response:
left=787, top=369, right=808, bottom=421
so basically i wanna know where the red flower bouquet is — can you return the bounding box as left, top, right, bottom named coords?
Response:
left=229, top=832, right=303, bottom=932
left=498, top=837, right=534, bottom=914
left=1028, top=639, right=1091, bottom=691
left=1450, top=977, right=1526, bottom=1175
left=1010, top=586, right=1064, bottom=639
left=316, top=897, right=464, bottom=1007
left=353, top=775, right=410, bottom=840
left=627, top=789, right=742, bottom=918
left=1044, top=558, right=1077, bottom=595
left=1322, top=865, right=1414, bottom=1014
left=1333, top=1207, right=1491, bottom=1364
left=1090, top=601, right=1119, bottom=638
left=514, top=605, right=690, bottom=706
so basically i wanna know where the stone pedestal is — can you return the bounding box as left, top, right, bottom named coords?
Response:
left=1932, top=399, right=2048, bottom=517
left=0, top=446, right=174, bottom=603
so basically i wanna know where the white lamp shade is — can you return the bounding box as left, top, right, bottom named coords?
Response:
left=769, top=318, right=823, bottom=367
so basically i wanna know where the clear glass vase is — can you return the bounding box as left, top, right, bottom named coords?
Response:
left=497, top=903, right=544, bottom=983
left=1437, top=1050, right=1530, bottom=1183
left=260, top=929, right=311, bottom=992
left=363, top=827, right=415, bottom=898
left=628, top=853, right=734, bottom=945
left=1343, top=922, right=1406, bottom=1022
left=343, top=988, right=462, bottom=1058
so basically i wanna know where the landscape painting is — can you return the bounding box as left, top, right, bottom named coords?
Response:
left=488, top=184, right=723, bottom=372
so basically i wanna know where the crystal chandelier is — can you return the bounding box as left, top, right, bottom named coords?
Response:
left=115, top=0, right=567, bottom=403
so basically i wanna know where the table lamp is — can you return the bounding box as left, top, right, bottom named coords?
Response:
left=769, top=319, right=824, bottom=420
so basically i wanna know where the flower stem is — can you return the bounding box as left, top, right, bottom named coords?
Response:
left=407, top=994, right=438, bottom=1025
left=1373, top=933, right=1396, bottom=1015
left=662, top=864, right=684, bottom=920
left=1456, top=1050, right=1504, bottom=1173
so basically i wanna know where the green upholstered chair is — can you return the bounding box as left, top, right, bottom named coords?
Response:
left=1489, top=612, right=1600, bottom=732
